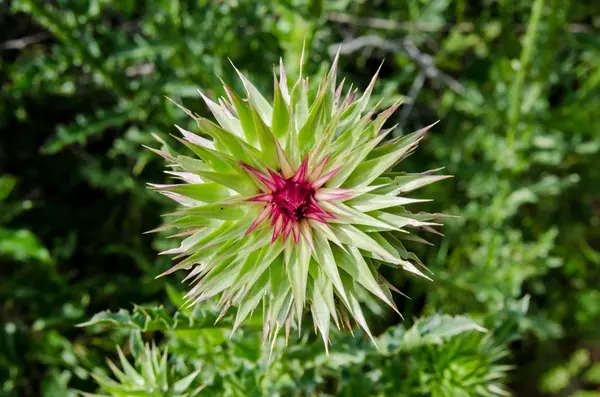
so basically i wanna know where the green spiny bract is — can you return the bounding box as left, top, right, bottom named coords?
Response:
left=84, top=343, right=203, bottom=397
left=148, top=50, right=450, bottom=351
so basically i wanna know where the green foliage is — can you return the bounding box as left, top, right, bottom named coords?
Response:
left=0, top=175, right=51, bottom=263
left=1, top=0, right=599, bottom=396
left=540, top=348, right=600, bottom=397
left=81, top=306, right=511, bottom=397
left=84, top=334, right=204, bottom=397
left=77, top=302, right=235, bottom=332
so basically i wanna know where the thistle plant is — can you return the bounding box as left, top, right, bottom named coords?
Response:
left=148, top=50, right=450, bottom=349
left=85, top=342, right=203, bottom=397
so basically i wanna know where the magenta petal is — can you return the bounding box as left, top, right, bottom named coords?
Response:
left=299, top=220, right=314, bottom=249
left=306, top=213, right=328, bottom=224
left=308, top=154, right=330, bottom=182
left=272, top=215, right=286, bottom=242
left=244, top=205, right=271, bottom=236
left=275, top=140, right=294, bottom=178
left=291, top=222, right=300, bottom=243
left=312, top=166, right=342, bottom=189
left=282, top=221, right=293, bottom=243
left=271, top=207, right=282, bottom=226
left=240, top=162, right=278, bottom=191
left=291, top=155, right=309, bottom=182
left=280, top=217, right=291, bottom=242
left=307, top=203, right=334, bottom=220
left=267, top=169, right=287, bottom=189
left=314, top=188, right=352, bottom=201
left=246, top=193, right=273, bottom=202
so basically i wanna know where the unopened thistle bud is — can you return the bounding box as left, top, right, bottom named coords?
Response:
left=147, top=49, right=450, bottom=350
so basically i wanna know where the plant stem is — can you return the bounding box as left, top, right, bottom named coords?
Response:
left=507, top=0, right=545, bottom=146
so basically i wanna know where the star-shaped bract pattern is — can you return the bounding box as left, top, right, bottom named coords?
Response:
left=147, top=49, right=451, bottom=351
left=241, top=154, right=346, bottom=245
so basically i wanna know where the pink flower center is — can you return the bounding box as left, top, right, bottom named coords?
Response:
left=271, top=179, right=315, bottom=221
left=242, top=155, right=345, bottom=243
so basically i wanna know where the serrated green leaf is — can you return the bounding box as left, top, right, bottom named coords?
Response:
left=77, top=304, right=230, bottom=331
left=400, top=314, right=487, bottom=351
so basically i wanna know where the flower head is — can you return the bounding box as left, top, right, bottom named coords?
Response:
left=148, top=50, right=450, bottom=350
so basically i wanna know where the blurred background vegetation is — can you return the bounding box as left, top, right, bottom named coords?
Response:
left=1, top=0, right=599, bottom=396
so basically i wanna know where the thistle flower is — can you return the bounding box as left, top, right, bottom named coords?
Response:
left=148, top=50, right=450, bottom=350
